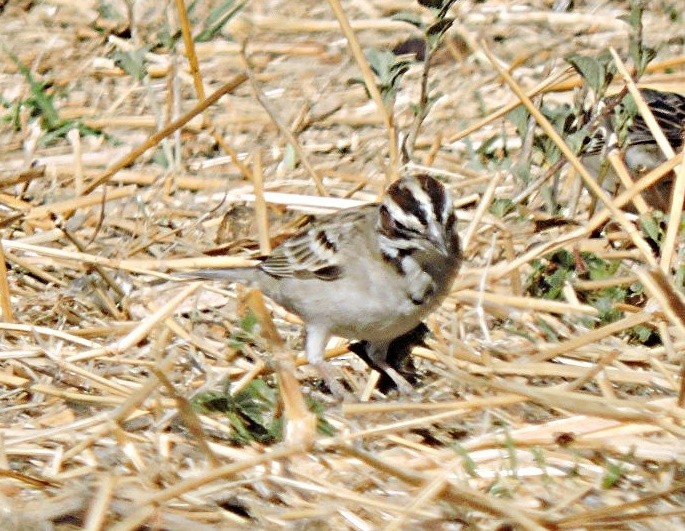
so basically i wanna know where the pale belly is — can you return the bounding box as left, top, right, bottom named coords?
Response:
left=269, top=273, right=452, bottom=342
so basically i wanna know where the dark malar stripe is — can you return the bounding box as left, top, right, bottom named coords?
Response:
left=380, top=247, right=408, bottom=275
left=409, top=283, right=435, bottom=306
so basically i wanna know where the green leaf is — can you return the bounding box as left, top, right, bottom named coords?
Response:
left=425, top=18, right=454, bottom=50
left=621, top=0, right=645, bottom=30
left=365, top=48, right=397, bottom=83
left=451, top=443, right=478, bottom=477
left=630, top=324, right=653, bottom=344
left=632, top=44, right=656, bottom=77
left=238, top=310, right=258, bottom=334
left=565, top=54, right=605, bottom=93
left=565, top=126, right=592, bottom=155
left=601, top=461, right=623, bottom=489
left=391, top=11, right=424, bottom=28
left=228, top=310, right=260, bottom=349
left=537, top=318, right=561, bottom=342
left=630, top=281, right=644, bottom=296
left=195, top=0, right=246, bottom=42
left=490, top=198, right=515, bottom=218
left=364, top=48, right=410, bottom=107
left=544, top=267, right=568, bottom=299
left=539, top=136, right=561, bottom=166
left=640, top=213, right=663, bottom=244
left=37, top=120, right=102, bottom=147
left=506, top=106, right=530, bottom=138
left=552, top=249, right=575, bottom=269
left=38, top=121, right=75, bottom=146
left=113, top=46, right=152, bottom=81
left=193, top=378, right=334, bottom=445
left=305, top=396, right=336, bottom=436
left=586, top=286, right=624, bottom=324
left=3, top=47, right=61, bottom=130
left=512, top=164, right=532, bottom=185
left=622, top=1, right=656, bottom=77
left=584, top=253, right=619, bottom=280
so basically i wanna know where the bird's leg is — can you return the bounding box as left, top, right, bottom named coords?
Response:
left=367, top=341, right=415, bottom=395
left=381, top=366, right=415, bottom=395
left=305, top=325, right=350, bottom=400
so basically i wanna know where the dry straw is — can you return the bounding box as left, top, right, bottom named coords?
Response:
left=1, top=0, right=685, bottom=528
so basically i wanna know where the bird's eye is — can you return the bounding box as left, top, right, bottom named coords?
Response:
left=380, top=205, right=420, bottom=239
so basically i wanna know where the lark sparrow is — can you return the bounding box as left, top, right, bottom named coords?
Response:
left=580, top=88, right=685, bottom=210
left=180, top=174, right=462, bottom=395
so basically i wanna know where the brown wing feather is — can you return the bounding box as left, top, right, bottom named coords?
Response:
left=258, top=205, right=375, bottom=281
left=581, top=89, right=685, bottom=155
left=628, top=89, right=685, bottom=148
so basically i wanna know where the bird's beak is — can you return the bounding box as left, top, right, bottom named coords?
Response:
left=428, top=223, right=449, bottom=257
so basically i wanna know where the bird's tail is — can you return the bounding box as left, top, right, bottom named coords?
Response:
left=174, top=267, right=260, bottom=286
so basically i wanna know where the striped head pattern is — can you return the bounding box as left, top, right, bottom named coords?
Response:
left=377, top=174, right=459, bottom=260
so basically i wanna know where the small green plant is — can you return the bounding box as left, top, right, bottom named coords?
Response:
left=564, top=0, right=656, bottom=133
left=508, top=102, right=585, bottom=170
left=503, top=430, right=519, bottom=480
left=636, top=211, right=685, bottom=296
left=153, top=0, right=247, bottom=52
left=451, top=442, right=479, bottom=477
left=194, top=378, right=334, bottom=446
left=399, top=0, right=458, bottom=157
left=531, top=447, right=550, bottom=482
left=489, top=198, right=516, bottom=218
left=526, top=249, right=657, bottom=344
left=527, top=250, right=577, bottom=301
left=195, top=379, right=282, bottom=445
left=228, top=310, right=260, bottom=350
left=506, top=2, right=657, bottom=213
left=622, top=1, right=657, bottom=78
left=350, top=48, right=412, bottom=109
left=2, top=47, right=103, bottom=145
left=6, top=51, right=60, bottom=131
left=601, top=460, right=625, bottom=489
left=351, top=0, right=458, bottom=158
left=565, top=50, right=617, bottom=97
left=640, top=211, right=685, bottom=258
left=487, top=479, right=514, bottom=499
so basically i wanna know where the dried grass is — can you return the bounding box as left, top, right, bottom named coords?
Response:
left=1, top=0, right=685, bottom=528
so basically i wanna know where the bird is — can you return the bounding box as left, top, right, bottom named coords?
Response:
left=579, top=88, right=685, bottom=211
left=179, top=173, right=462, bottom=396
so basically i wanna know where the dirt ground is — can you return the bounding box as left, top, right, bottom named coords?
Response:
left=1, top=0, right=685, bottom=528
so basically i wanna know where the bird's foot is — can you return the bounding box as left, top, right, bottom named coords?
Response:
left=312, top=361, right=356, bottom=403
left=383, top=366, right=416, bottom=396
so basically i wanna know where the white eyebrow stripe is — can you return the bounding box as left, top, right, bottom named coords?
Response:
left=383, top=195, right=425, bottom=232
